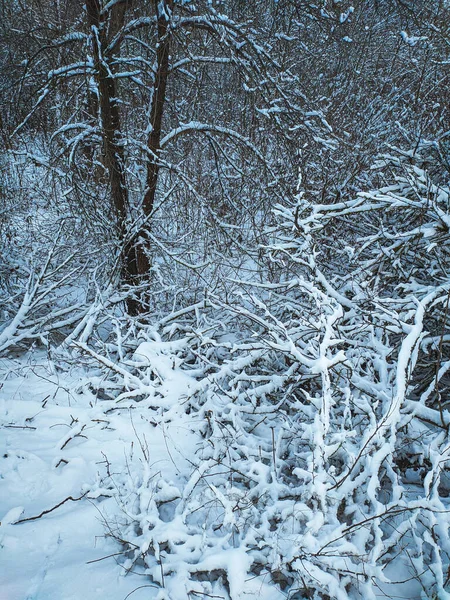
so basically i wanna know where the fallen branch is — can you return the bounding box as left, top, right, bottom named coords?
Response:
left=13, top=492, right=88, bottom=524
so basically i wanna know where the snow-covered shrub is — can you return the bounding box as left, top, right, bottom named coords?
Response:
left=298, top=151, right=450, bottom=420
left=0, top=144, right=122, bottom=355
left=88, top=156, right=450, bottom=599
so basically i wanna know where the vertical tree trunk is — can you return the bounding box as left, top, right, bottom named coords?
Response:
left=134, top=0, right=174, bottom=278
left=144, top=0, right=174, bottom=216
left=86, top=0, right=128, bottom=230
left=85, top=0, right=140, bottom=312
left=86, top=0, right=173, bottom=313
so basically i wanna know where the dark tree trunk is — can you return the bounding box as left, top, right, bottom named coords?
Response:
left=86, top=0, right=173, bottom=314
left=86, top=0, right=128, bottom=229
left=144, top=0, right=173, bottom=216
left=85, top=0, right=140, bottom=313
left=134, top=0, right=174, bottom=278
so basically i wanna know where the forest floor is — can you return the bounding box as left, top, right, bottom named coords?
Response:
left=0, top=349, right=198, bottom=600
left=0, top=349, right=422, bottom=600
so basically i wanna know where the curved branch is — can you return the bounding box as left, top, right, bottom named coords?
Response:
left=159, top=121, right=271, bottom=171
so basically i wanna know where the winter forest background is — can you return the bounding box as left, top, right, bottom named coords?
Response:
left=1, top=1, right=450, bottom=599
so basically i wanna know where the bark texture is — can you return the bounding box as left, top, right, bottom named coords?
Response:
left=86, top=0, right=141, bottom=312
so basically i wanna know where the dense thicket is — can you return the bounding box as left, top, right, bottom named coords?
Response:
left=1, top=1, right=450, bottom=599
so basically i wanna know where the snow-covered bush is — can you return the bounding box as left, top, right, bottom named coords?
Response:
left=84, top=154, right=450, bottom=599
left=0, top=143, right=128, bottom=355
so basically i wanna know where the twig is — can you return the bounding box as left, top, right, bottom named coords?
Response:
left=123, top=585, right=159, bottom=600
left=271, top=426, right=277, bottom=481
left=13, top=492, right=88, bottom=524
left=86, top=552, right=123, bottom=564
left=60, top=424, right=87, bottom=449
left=189, top=592, right=226, bottom=598
left=60, top=433, right=88, bottom=449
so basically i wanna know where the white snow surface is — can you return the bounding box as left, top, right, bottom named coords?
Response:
left=0, top=350, right=281, bottom=600
left=0, top=350, right=194, bottom=600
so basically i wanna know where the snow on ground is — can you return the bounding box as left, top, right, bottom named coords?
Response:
left=0, top=349, right=197, bottom=600
left=0, top=349, right=426, bottom=600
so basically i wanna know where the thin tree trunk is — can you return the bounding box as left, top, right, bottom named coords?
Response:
left=85, top=0, right=139, bottom=312
left=134, top=0, right=174, bottom=278
left=144, top=0, right=173, bottom=216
